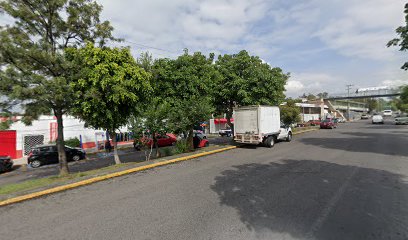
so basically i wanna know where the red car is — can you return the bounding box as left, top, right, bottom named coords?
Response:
left=320, top=119, right=337, bottom=129
left=134, top=133, right=177, bottom=150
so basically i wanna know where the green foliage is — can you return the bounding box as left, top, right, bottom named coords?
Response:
left=214, top=50, right=288, bottom=122
left=67, top=43, right=151, bottom=133
left=398, top=85, right=408, bottom=112
left=0, top=0, right=117, bottom=174
left=65, top=137, right=80, bottom=148
left=367, top=98, right=378, bottom=112
left=160, top=147, right=174, bottom=157
left=280, top=99, right=301, bottom=125
left=388, top=3, right=408, bottom=70
left=153, top=51, right=217, bottom=133
left=174, top=139, right=190, bottom=154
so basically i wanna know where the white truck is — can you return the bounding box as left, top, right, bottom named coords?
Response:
left=233, top=106, right=292, bottom=147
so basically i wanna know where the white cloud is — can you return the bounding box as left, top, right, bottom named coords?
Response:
left=381, top=79, right=408, bottom=87
left=285, top=72, right=340, bottom=97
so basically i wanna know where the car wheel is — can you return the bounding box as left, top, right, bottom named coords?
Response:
left=30, top=160, right=41, bottom=168
left=265, top=136, right=275, bottom=148
left=286, top=132, right=292, bottom=142
left=72, top=155, right=80, bottom=161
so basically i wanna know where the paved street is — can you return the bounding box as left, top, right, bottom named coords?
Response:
left=1, top=120, right=408, bottom=240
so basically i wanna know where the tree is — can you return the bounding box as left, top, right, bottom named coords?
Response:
left=280, top=99, right=301, bottom=125
left=317, top=92, right=328, bottom=99
left=398, top=85, right=408, bottom=112
left=0, top=0, right=117, bottom=175
left=153, top=51, right=218, bottom=150
left=214, top=50, right=288, bottom=128
left=388, top=3, right=408, bottom=70
left=367, top=98, right=378, bottom=113
left=66, top=43, right=151, bottom=164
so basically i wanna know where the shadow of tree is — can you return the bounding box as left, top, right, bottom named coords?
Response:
left=300, top=131, right=408, bottom=157
left=211, top=160, right=408, bottom=240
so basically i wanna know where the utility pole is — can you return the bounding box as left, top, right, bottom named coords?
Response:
left=346, top=84, right=353, bottom=121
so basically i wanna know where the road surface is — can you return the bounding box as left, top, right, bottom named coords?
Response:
left=1, top=120, right=408, bottom=240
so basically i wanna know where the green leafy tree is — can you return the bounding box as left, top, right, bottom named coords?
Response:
left=398, top=85, right=408, bottom=112
left=280, top=99, right=301, bottom=125
left=388, top=3, right=408, bottom=70
left=367, top=98, right=378, bottom=113
left=0, top=0, right=116, bottom=175
left=214, top=50, right=288, bottom=128
left=317, top=92, right=328, bottom=99
left=66, top=43, right=151, bottom=164
left=153, top=51, right=217, bottom=150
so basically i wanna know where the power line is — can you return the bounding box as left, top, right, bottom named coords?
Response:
left=122, top=40, right=180, bottom=54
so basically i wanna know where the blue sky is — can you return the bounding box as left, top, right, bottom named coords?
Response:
left=1, top=0, right=407, bottom=98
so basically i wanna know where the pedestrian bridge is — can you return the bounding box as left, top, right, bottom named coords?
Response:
left=326, top=87, right=401, bottom=100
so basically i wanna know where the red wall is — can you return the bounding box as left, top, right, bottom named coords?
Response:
left=0, top=130, right=17, bottom=159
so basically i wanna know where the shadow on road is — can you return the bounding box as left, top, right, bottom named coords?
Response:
left=211, top=160, right=408, bottom=240
left=300, top=131, right=408, bottom=157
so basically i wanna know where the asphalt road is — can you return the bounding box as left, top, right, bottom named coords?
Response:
left=1, top=120, right=408, bottom=240
left=0, top=136, right=232, bottom=185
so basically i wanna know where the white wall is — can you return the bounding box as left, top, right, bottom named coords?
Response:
left=9, top=115, right=130, bottom=155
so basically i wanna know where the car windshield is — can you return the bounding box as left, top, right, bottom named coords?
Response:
left=322, top=119, right=330, bottom=122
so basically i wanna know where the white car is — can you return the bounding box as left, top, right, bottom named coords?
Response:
left=372, top=115, right=384, bottom=124
left=383, top=110, right=392, bottom=117
left=193, top=130, right=207, bottom=139
left=278, top=124, right=293, bottom=142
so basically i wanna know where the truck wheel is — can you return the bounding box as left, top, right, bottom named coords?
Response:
left=286, top=132, right=292, bottom=142
left=265, top=136, right=275, bottom=148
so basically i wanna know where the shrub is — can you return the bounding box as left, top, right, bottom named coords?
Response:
left=65, top=137, right=80, bottom=148
left=160, top=147, right=174, bottom=157
left=174, top=139, right=189, bottom=154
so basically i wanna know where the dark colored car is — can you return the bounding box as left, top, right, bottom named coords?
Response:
left=28, top=145, right=86, bottom=168
left=0, top=156, right=13, bottom=173
left=320, top=119, right=336, bottom=129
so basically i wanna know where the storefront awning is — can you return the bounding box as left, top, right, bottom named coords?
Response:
left=214, top=118, right=234, bottom=124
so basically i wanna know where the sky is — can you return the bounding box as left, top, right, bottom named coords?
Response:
left=1, top=0, right=408, bottom=98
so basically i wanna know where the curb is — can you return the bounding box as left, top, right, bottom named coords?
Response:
left=293, top=128, right=319, bottom=135
left=0, top=146, right=237, bottom=207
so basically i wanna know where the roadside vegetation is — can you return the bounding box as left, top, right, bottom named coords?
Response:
left=0, top=1, right=288, bottom=175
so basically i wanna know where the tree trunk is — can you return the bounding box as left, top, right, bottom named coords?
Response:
left=55, top=111, right=69, bottom=176
left=226, top=110, right=234, bottom=136
left=153, top=133, right=161, bottom=158
left=187, top=128, right=194, bottom=151
left=111, top=132, right=121, bottom=164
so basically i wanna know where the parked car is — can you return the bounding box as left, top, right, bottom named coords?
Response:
left=361, top=114, right=369, bottom=120
left=372, top=115, right=384, bottom=124
left=395, top=115, right=408, bottom=125
left=28, top=145, right=86, bottom=168
left=219, top=128, right=232, bottom=137
left=133, top=133, right=177, bottom=150
left=308, top=119, right=321, bottom=126
left=320, top=119, right=336, bottom=129
left=0, top=156, right=13, bottom=173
